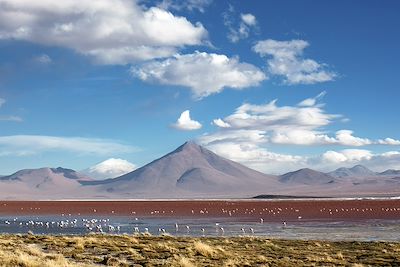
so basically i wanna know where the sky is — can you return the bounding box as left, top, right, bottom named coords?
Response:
left=0, top=0, right=400, bottom=178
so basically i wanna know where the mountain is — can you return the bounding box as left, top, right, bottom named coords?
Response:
left=279, top=168, right=335, bottom=185
left=82, top=141, right=279, bottom=197
left=0, top=167, right=94, bottom=199
left=1, top=167, right=92, bottom=183
left=1, top=167, right=90, bottom=182
left=329, top=165, right=376, bottom=178
left=1, top=142, right=400, bottom=199
left=379, top=169, right=400, bottom=176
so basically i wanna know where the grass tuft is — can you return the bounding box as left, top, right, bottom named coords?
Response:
left=193, top=241, right=216, bottom=258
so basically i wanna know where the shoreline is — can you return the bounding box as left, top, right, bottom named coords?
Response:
left=1, top=195, right=399, bottom=201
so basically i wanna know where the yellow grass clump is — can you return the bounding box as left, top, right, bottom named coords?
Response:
left=193, top=241, right=216, bottom=257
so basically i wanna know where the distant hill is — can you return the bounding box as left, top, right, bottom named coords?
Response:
left=0, top=167, right=93, bottom=199
left=279, top=168, right=335, bottom=185
left=253, top=194, right=329, bottom=199
left=329, top=165, right=376, bottom=178
left=0, top=167, right=92, bottom=184
left=379, top=169, right=400, bottom=176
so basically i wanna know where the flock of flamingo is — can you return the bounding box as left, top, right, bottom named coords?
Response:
left=1, top=203, right=400, bottom=236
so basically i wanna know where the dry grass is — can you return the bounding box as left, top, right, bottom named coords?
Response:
left=176, top=256, right=196, bottom=267
left=0, top=243, right=92, bottom=267
left=193, top=241, right=216, bottom=257
left=0, top=234, right=399, bottom=266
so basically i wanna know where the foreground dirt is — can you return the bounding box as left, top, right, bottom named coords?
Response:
left=0, top=234, right=399, bottom=266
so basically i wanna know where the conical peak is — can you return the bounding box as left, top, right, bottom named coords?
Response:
left=183, top=140, right=198, bottom=147
left=178, top=141, right=202, bottom=151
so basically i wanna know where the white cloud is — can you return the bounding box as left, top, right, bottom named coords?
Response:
left=271, top=129, right=374, bottom=147
left=223, top=6, right=258, bottom=43
left=172, top=110, right=202, bottom=131
left=84, top=158, right=136, bottom=179
left=270, top=130, right=336, bottom=146
left=297, top=91, right=326, bottom=107
left=241, top=13, right=257, bottom=26
left=197, top=94, right=400, bottom=174
left=200, top=139, right=400, bottom=174
left=0, top=0, right=207, bottom=64
left=0, top=98, right=5, bottom=107
left=0, top=135, right=137, bottom=156
left=322, top=149, right=373, bottom=163
left=213, top=118, right=231, bottom=128
left=157, top=0, right=213, bottom=13
left=253, top=39, right=336, bottom=84
left=335, top=130, right=372, bottom=146
left=199, top=129, right=267, bottom=146
left=203, top=94, right=400, bottom=148
left=319, top=149, right=400, bottom=172
left=223, top=96, right=338, bottom=132
left=378, top=138, right=400, bottom=145
left=34, top=54, right=52, bottom=64
left=321, top=150, right=348, bottom=163
left=201, top=141, right=305, bottom=174
left=132, top=51, right=266, bottom=98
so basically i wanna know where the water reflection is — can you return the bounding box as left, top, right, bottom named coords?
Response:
left=1, top=215, right=399, bottom=241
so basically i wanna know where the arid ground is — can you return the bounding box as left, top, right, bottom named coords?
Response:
left=0, top=234, right=399, bottom=266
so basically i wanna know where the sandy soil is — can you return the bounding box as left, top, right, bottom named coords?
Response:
left=0, top=199, right=400, bottom=221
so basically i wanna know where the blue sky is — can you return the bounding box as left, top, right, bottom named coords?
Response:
left=0, top=0, right=399, bottom=177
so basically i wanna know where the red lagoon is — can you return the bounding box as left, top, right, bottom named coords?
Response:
left=1, top=199, right=400, bottom=222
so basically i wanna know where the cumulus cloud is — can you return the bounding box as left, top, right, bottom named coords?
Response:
left=132, top=51, right=266, bottom=98
left=221, top=96, right=338, bottom=132
left=83, top=158, right=136, bottom=179
left=253, top=39, right=336, bottom=84
left=157, top=0, right=213, bottom=13
left=241, top=13, right=257, bottom=26
left=197, top=93, right=400, bottom=173
left=319, top=149, right=400, bottom=172
left=213, top=118, right=231, bottom=128
left=270, top=130, right=336, bottom=146
left=297, top=91, right=326, bottom=107
left=0, top=0, right=207, bottom=64
left=378, top=138, right=400, bottom=145
left=172, top=110, right=202, bottom=131
left=335, top=130, right=372, bottom=146
left=200, top=139, right=400, bottom=174
left=205, top=92, right=391, bottom=147
left=322, top=149, right=373, bottom=164
left=202, top=93, right=400, bottom=148
left=0, top=135, right=137, bottom=156
left=223, top=5, right=258, bottom=43
left=201, top=141, right=306, bottom=174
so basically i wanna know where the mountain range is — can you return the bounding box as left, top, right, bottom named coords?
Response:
left=0, top=141, right=399, bottom=199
